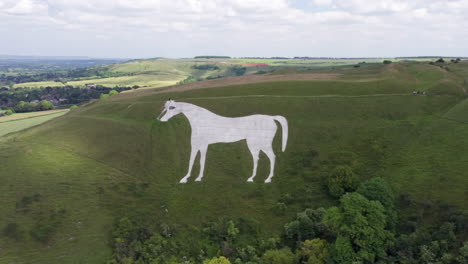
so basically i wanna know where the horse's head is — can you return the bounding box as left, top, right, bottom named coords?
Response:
left=157, top=99, right=181, bottom=122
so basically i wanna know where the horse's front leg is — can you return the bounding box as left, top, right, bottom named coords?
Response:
left=180, top=147, right=199, bottom=183
left=195, top=145, right=208, bottom=182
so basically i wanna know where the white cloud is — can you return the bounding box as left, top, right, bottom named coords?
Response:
left=0, top=0, right=466, bottom=57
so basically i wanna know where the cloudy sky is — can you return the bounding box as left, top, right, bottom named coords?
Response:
left=0, top=0, right=467, bottom=58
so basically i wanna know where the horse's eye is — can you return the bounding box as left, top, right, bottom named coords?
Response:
left=169, top=106, right=175, bottom=110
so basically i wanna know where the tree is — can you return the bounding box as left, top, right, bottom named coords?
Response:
left=357, top=177, right=397, bottom=229
left=37, top=100, right=53, bottom=111
left=298, top=239, right=329, bottom=264
left=284, top=208, right=327, bottom=243
left=457, top=242, right=468, bottom=264
left=226, top=220, right=239, bottom=242
left=324, top=193, right=393, bottom=264
left=109, top=90, right=119, bottom=96
left=203, top=256, right=232, bottom=264
left=326, top=165, right=358, bottom=198
left=261, top=248, right=295, bottom=264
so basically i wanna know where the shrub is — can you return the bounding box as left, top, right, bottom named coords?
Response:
left=5, top=109, right=13, bottom=115
left=3, top=223, right=23, bottom=240
left=383, top=60, right=392, bottom=64
left=177, top=75, right=198, bottom=85
left=100, top=93, right=110, bottom=99
left=436, top=58, right=445, bottom=63
left=231, top=66, right=247, bottom=76
left=273, top=202, right=287, bottom=216
left=70, top=105, right=78, bottom=109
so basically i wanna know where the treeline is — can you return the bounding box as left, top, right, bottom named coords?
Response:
left=0, top=67, right=130, bottom=86
left=0, top=85, right=131, bottom=109
left=13, top=100, right=53, bottom=113
left=192, top=64, right=220, bottom=70
left=194, top=56, right=231, bottom=59
left=107, top=150, right=467, bottom=264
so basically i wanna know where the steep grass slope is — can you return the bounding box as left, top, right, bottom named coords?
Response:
left=0, top=62, right=466, bottom=263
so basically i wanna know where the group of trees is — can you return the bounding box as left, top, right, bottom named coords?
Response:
left=105, top=148, right=467, bottom=264
left=100, top=89, right=119, bottom=99
left=107, top=178, right=467, bottom=263
left=13, top=100, right=53, bottom=113
left=0, top=66, right=130, bottom=87
left=0, top=85, right=131, bottom=110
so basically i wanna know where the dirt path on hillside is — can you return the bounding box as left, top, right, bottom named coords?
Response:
left=113, top=73, right=341, bottom=100
left=0, top=109, right=69, bottom=123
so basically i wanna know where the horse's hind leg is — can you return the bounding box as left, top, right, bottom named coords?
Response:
left=195, top=145, right=208, bottom=182
left=263, top=145, right=276, bottom=183
left=247, top=142, right=260, bottom=182
left=180, top=147, right=198, bottom=183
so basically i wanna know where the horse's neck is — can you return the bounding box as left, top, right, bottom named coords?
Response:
left=179, top=103, right=215, bottom=121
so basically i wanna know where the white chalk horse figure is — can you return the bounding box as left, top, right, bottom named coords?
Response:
left=157, top=100, right=288, bottom=183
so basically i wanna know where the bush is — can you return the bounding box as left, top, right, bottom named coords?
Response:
left=5, top=109, right=13, bottom=115
left=3, top=223, right=23, bottom=240
left=383, top=60, right=392, bottom=64
left=436, top=58, right=445, bottom=63
left=177, top=75, right=198, bottom=85
left=231, top=66, right=247, bottom=76
left=70, top=105, right=78, bottom=109
left=273, top=202, right=287, bottom=216
left=100, top=93, right=110, bottom=99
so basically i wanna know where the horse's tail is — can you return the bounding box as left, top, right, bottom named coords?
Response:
left=273, top=115, right=288, bottom=152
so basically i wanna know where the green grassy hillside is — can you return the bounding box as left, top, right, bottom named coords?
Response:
left=0, top=62, right=467, bottom=263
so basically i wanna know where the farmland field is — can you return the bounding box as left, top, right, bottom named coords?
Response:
left=14, top=74, right=184, bottom=89
left=10, top=57, right=457, bottom=90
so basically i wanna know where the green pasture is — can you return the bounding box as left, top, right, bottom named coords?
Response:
left=14, top=74, right=185, bottom=89
left=0, top=62, right=467, bottom=263
left=0, top=111, right=67, bottom=137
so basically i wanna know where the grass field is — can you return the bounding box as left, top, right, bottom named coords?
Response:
left=0, top=61, right=467, bottom=263
left=14, top=74, right=185, bottom=89
left=0, top=111, right=68, bottom=137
